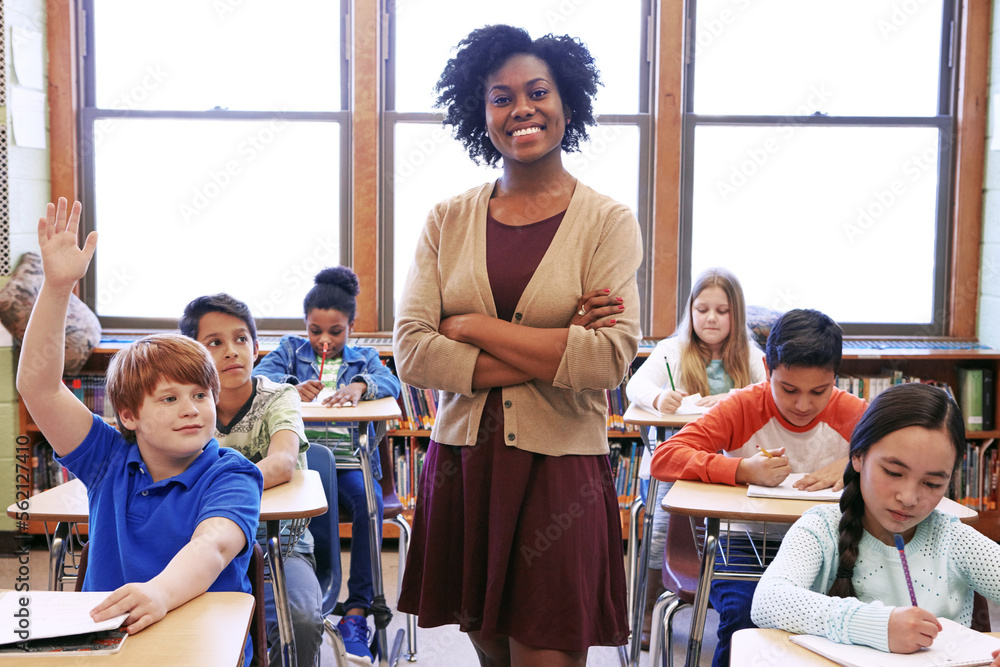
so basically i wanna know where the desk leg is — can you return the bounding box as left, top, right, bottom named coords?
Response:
left=47, top=522, right=71, bottom=591
left=358, top=422, right=391, bottom=667
left=267, top=518, right=298, bottom=667
left=686, top=517, right=719, bottom=667
left=628, top=477, right=658, bottom=666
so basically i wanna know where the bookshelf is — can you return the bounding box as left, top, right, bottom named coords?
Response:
left=16, top=336, right=1000, bottom=542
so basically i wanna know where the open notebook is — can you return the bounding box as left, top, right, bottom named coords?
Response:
left=0, top=591, right=128, bottom=655
left=747, top=472, right=843, bottom=502
left=789, top=618, right=1000, bottom=666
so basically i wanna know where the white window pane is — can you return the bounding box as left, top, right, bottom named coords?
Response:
left=93, top=0, right=341, bottom=111
left=394, top=0, right=642, bottom=115
left=690, top=125, right=940, bottom=324
left=93, top=119, right=340, bottom=319
left=392, top=123, right=640, bottom=312
left=693, top=0, right=944, bottom=116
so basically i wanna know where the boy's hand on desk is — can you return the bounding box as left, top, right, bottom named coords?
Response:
left=735, top=447, right=789, bottom=486
left=296, top=380, right=325, bottom=402
left=794, top=458, right=848, bottom=492
left=990, top=648, right=1000, bottom=666
left=322, top=382, right=365, bottom=407
left=887, top=606, right=941, bottom=654
left=653, top=390, right=687, bottom=414
left=91, top=582, right=169, bottom=635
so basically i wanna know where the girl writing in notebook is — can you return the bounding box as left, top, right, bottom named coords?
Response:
left=253, top=266, right=401, bottom=662
left=751, top=382, right=1000, bottom=662
left=625, top=267, right=766, bottom=647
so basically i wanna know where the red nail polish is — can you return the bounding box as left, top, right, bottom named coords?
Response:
left=603, top=289, right=610, bottom=293
left=609, top=319, right=617, bottom=324
left=618, top=305, right=624, bottom=311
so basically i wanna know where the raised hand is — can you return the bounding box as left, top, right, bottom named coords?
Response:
left=37, top=198, right=98, bottom=291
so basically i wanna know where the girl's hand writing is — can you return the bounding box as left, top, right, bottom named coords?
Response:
left=322, top=382, right=365, bottom=407
left=91, top=582, right=169, bottom=635
left=734, top=447, right=789, bottom=486
left=887, top=606, right=941, bottom=653
left=572, top=289, right=624, bottom=330
left=296, top=380, right=325, bottom=403
left=653, top=389, right=687, bottom=414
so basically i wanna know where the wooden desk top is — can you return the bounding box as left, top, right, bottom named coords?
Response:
left=0, top=592, right=253, bottom=666
left=299, top=396, right=402, bottom=423
left=622, top=403, right=700, bottom=428
left=732, top=628, right=1000, bottom=666
left=8, top=469, right=328, bottom=524
left=662, top=479, right=979, bottom=524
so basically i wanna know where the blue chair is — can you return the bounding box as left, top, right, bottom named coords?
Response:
left=306, top=441, right=416, bottom=665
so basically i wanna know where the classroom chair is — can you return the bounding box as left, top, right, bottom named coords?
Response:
left=75, top=540, right=269, bottom=667
left=647, top=514, right=710, bottom=667
left=305, top=439, right=416, bottom=665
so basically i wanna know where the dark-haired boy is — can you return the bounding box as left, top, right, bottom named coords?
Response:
left=651, top=308, right=869, bottom=667
left=180, top=294, right=326, bottom=667
left=17, top=199, right=262, bottom=667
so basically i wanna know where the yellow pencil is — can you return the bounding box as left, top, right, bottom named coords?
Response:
left=756, top=444, right=774, bottom=458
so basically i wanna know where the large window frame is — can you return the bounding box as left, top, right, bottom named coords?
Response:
left=45, top=0, right=989, bottom=338
left=75, top=0, right=352, bottom=330
left=378, top=0, right=658, bottom=332
left=678, top=0, right=961, bottom=336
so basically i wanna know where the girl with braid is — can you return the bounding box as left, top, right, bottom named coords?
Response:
left=752, top=382, right=1000, bottom=662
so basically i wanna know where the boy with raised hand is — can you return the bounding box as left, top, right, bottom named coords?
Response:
left=179, top=293, right=325, bottom=667
left=16, top=199, right=263, bottom=667
left=650, top=308, right=869, bottom=667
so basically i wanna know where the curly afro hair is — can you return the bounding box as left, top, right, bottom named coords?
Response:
left=435, top=24, right=602, bottom=167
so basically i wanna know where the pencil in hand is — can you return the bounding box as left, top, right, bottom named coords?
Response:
left=893, top=533, right=919, bottom=607
left=756, top=444, right=774, bottom=458
left=665, top=360, right=676, bottom=391
left=318, top=342, right=329, bottom=380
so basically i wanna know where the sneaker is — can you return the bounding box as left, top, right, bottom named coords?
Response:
left=337, top=615, right=373, bottom=664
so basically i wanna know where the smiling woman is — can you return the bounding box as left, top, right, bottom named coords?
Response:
left=393, top=24, right=641, bottom=667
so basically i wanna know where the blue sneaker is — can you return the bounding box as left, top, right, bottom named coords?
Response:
left=337, top=615, right=373, bottom=664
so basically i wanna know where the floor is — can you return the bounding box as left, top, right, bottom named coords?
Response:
left=4, top=536, right=998, bottom=666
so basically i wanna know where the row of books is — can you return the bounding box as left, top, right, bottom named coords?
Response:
left=607, top=363, right=637, bottom=432
left=28, top=440, right=74, bottom=495
left=956, top=367, right=996, bottom=431
left=391, top=435, right=425, bottom=510
left=63, top=374, right=116, bottom=420
left=952, top=439, right=998, bottom=511
left=389, top=386, right=438, bottom=432
left=609, top=438, right=645, bottom=506
left=834, top=369, right=952, bottom=403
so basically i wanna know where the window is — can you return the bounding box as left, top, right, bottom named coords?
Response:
left=78, top=0, right=349, bottom=328
left=382, top=0, right=654, bottom=329
left=680, top=0, right=958, bottom=334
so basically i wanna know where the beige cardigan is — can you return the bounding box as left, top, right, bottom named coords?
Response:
left=392, top=180, right=642, bottom=457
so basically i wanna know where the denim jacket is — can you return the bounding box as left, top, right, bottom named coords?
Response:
left=254, top=336, right=401, bottom=479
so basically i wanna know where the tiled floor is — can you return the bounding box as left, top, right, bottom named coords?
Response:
left=5, top=537, right=998, bottom=666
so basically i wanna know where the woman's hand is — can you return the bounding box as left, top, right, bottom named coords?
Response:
left=572, top=289, right=624, bottom=330
left=887, top=606, right=941, bottom=653
left=653, top=389, right=687, bottom=414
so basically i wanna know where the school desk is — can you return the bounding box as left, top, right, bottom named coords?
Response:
left=730, top=627, right=1000, bottom=667
left=6, top=470, right=328, bottom=667
left=0, top=591, right=254, bottom=667
left=297, top=396, right=404, bottom=667
left=621, top=403, right=700, bottom=666
left=662, top=479, right=979, bottom=667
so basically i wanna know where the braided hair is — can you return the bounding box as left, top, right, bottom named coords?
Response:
left=828, top=382, right=965, bottom=598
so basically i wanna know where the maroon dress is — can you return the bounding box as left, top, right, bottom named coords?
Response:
left=396, top=210, right=629, bottom=651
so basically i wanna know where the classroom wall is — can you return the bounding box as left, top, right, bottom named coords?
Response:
left=1, top=0, right=50, bottom=531
left=982, top=5, right=1000, bottom=348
